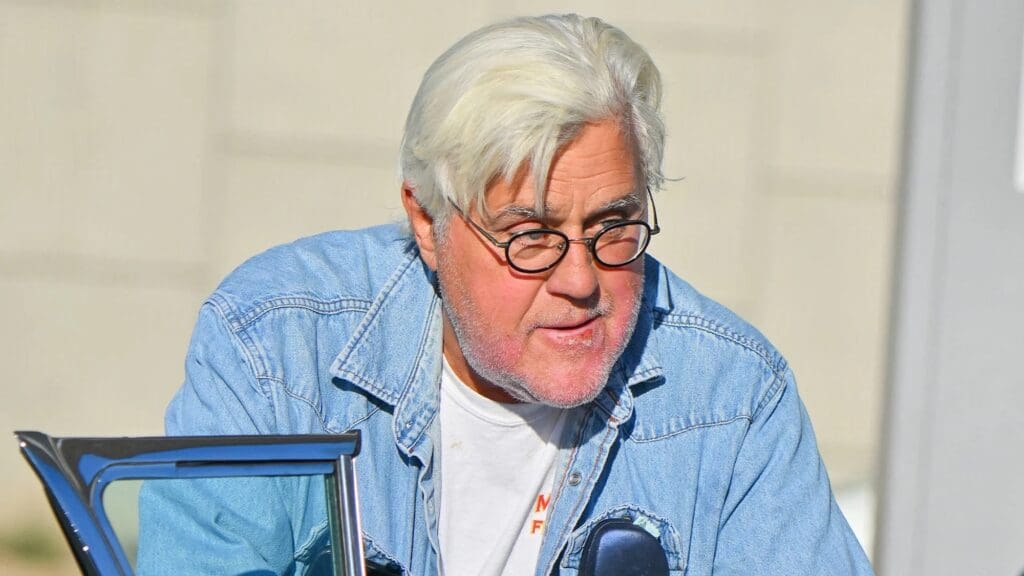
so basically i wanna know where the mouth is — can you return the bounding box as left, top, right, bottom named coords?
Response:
left=536, top=315, right=602, bottom=338
left=548, top=316, right=597, bottom=329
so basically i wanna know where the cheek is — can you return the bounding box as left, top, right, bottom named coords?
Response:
left=604, top=268, right=645, bottom=330
left=455, top=260, right=542, bottom=337
left=481, top=279, right=542, bottom=335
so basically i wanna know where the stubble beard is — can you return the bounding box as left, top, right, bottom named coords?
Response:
left=435, top=258, right=644, bottom=408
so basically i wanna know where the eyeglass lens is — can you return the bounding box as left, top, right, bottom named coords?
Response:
left=508, top=222, right=650, bottom=272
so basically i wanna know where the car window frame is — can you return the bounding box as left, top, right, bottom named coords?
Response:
left=15, top=431, right=364, bottom=576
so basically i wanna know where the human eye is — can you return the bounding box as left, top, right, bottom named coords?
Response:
left=515, top=228, right=555, bottom=245
left=586, top=217, right=628, bottom=236
left=599, top=217, right=628, bottom=229
left=597, top=222, right=629, bottom=240
left=508, top=229, right=561, bottom=267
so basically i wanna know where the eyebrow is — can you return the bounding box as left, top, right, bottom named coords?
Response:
left=487, top=191, right=644, bottom=228
left=598, top=193, right=644, bottom=215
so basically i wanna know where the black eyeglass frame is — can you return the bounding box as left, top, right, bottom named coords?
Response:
left=449, top=188, right=661, bottom=274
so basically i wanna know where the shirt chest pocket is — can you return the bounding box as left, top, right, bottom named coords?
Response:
left=559, top=505, right=685, bottom=575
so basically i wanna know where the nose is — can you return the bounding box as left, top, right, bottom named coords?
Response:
left=544, top=240, right=599, bottom=301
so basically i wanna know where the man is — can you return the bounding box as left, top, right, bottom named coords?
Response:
left=145, top=14, right=873, bottom=576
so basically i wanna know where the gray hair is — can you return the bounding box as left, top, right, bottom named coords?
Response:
left=399, top=14, right=665, bottom=221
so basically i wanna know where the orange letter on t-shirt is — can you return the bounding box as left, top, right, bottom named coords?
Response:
left=535, top=493, right=550, bottom=513
left=531, top=519, right=545, bottom=534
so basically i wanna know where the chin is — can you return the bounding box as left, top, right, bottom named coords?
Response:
left=506, top=333, right=631, bottom=407
left=518, top=369, right=611, bottom=408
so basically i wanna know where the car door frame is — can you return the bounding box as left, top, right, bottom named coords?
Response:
left=15, top=431, right=364, bottom=576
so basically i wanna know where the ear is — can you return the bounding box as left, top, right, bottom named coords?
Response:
left=401, top=183, right=439, bottom=271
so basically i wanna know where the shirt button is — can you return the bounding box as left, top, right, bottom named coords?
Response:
left=568, top=471, right=582, bottom=486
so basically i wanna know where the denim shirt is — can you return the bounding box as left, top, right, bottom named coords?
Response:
left=151, top=224, right=873, bottom=576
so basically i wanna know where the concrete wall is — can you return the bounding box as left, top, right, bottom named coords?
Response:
left=878, top=1, right=1024, bottom=574
left=0, top=0, right=908, bottom=565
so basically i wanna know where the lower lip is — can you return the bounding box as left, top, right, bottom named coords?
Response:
left=536, top=317, right=602, bottom=345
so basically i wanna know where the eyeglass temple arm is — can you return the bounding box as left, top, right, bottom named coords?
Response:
left=647, top=188, right=660, bottom=234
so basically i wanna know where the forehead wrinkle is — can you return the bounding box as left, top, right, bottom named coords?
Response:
left=485, top=189, right=643, bottom=227
left=553, top=158, right=634, bottom=175
left=554, top=141, right=633, bottom=163
left=548, top=159, right=636, bottom=179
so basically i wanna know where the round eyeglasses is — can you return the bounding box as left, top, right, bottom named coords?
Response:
left=449, top=189, right=660, bottom=274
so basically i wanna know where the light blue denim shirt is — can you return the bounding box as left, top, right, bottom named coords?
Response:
left=147, top=223, right=873, bottom=575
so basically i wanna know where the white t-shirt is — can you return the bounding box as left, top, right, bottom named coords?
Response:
left=437, top=359, right=569, bottom=576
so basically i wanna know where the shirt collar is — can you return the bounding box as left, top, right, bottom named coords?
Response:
left=593, top=256, right=668, bottom=422
left=329, top=248, right=443, bottom=409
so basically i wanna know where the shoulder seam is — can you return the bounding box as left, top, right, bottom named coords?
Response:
left=654, top=310, right=791, bottom=421
left=655, top=311, right=787, bottom=378
left=211, top=294, right=373, bottom=333
left=198, top=299, right=276, bottom=409
left=752, top=368, right=789, bottom=421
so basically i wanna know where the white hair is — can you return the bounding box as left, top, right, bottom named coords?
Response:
left=399, top=14, right=665, bottom=220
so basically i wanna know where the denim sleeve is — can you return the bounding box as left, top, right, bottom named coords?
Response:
left=712, top=369, right=875, bottom=575
left=135, top=303, right=313, bottom=575
left=165, top=301, right=276, bottom=436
